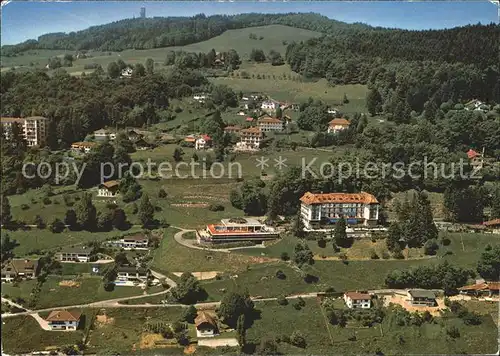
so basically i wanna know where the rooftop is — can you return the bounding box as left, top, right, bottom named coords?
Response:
left=300, top=192, right=379, bottom=205
left=240, top=127, right=262, bottom=135
left=345, top=291, right=371, bottom=300
left=46, top=310, right=81, bottom=322
left=467, top=149, right=481, bottom=159
left=71, top=141, right=97, bottom=148
left=483, top=218, right=500, bottom=227
left=123, top=233, right=148, bottom=242
left=408, top=289, right=436, bottom=299
left=329, top=118, right=350, bottom=126
left=101, top=180, right=120, bottom=189
left=195, top=311, right=217, bottom=328
left=258, top=116, right=283, bottom=124
left=1, top=258, right=39, bottom=274
left=458, top=282, right=500, bottom=291
left=221, top=218, right=263, bottom=226
left=60, top=246, right=91, bottom=255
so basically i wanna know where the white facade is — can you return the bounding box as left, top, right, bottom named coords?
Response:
left=106, top=237, right=149, bottom=250
left=193, top=94, right=207, bottom=102
left=257, top=118, right=284, bottom=132
left=49, top=320, right=79, bottom=330
left=1, top=116, right=48, bottom=147
left=195, top=138, right=207, bottom=150
left=261, top=100, right=278, bottom=111
left=94, top=129, right=116, bottom=141
left=56, top=252, right=91, bottom=263
left=121, top=68, right=133, bottom=78
left=344, top=293, right=371, bottom=309
left=239, top=127, right=263, bottom=149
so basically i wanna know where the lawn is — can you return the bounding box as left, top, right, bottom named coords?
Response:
left=150, top=228, right=266, bottom=274
left=2, top=315, right=85, bottom=354
left=1, top=276, right=145, bottom=309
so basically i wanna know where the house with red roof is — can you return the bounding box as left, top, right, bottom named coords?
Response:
left=195, top=134, right=212, bottom=150
left=45, top=310, right=81, bottom=330
left=327, top=118, right=350, bottom=133
left=344, top=291, right=371, bottom=309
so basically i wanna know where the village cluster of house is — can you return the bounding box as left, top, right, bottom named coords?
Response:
left=71, top=128, right=153, bottom=155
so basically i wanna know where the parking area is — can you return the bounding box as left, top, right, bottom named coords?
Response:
left=382, top=293, right=445, bottom=316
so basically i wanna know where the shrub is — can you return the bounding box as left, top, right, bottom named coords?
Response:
left=462, top=312, right=482, bottom=325
left=275, top=270, right=286, bottom=279
left=290, top=331, right=306, bottom=348
left=317, top=237, right=326, bottom=248
left=158, top=189, right=167, bottom=198
left=293, top=302, right=302, bottom=310
left=381, top=250, right=390, bottom=259
left=446, top=325, right=460, bottom=338
left=277, top=295, right=288, bottom=306
left=370, top=249, right=379, bottom=259
left=20, top=204, right=30, bottom=210
left=424, top=239, right=439, bottom=255
left=393, top=250, right=404, bottom=259
left=280, top=252, right=290, bottom=261
left=208, top=204, right=224, bottom=212
left=296, top=297, right=306, bottom=307
left=43, top=197, right=52, bottom=205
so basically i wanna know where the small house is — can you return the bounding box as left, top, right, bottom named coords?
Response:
left=193, top=94, right=208, bottom=103
left=56, top=246, right=94, bottom=263
left=407, top=289, right=437, bottom=307
left=127, top=130, right=144, bottom=142
left=261, top=100, right=278, bottom=112
left=107, top=233, right=149, bottom=250
left=116, top=265, right=149, bottom=284
left=1, top=258, right=39, bottom=282
left=195, top=311, right=218, bottom=337
left=327, top=118, right=350, bottom=134
left=71, top=141, right=97, bottom=154
left=98, top=180, right=120, bottom=198
left=134, top=138, right=152, bottom=151
left=458, top=281, right=500, bottom=297
left=483, top=218, right=500, bottom=234
left=195, top=135, right=212, bottom=150
left=121, top=67, right=133, bottom=78
left=343, top=291, right=371, bottom=309
left=45, top=310, right=81, bottom=330
left=184, top=135, right=197, bottom=146
left=94, top=129, right=116, bottom=141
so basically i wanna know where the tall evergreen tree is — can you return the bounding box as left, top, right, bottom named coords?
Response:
left=334, top=217, right=351, bottom=247
left=138, top=193, right=155, bottom=227
left=0, top=195, right=12, bottom=226
left=236, top=314, right=246, bottom=351
left=75, top=193, right=97, bottom=230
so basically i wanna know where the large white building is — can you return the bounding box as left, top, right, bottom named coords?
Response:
left=300, top=191, right=379, bottom=229
left=1, top=116, right=48, bottom=147
left=257, top=116, right=284, bottom=132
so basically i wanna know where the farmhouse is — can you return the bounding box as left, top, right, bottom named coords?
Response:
left=93, top=129, right=116, bottom=141
left=134, top=138, right=152, bottom=150
left=261, top=100, right=279, bottom=111
left=327, top=118, right=350, bottom=133
left=344, top=292, right=371, bottom=309
left=238, top=127, right=263, bottom=149
left=1, top=116, right=48, bottom=147
left=300, top=192, right=379, bottom=229
left=45, top=310, right=81, bottom=330
left=127, top=129, right=144, bottom=142
left=56, top=246, right=94, bottom=263
left=197, top=218, right=279, bottom=243
left=106, top=233, right=149, bottom=250
left=71, top=141, right=97, bottom=154
left=195, top=135, right=212, bottom=150
left=257, top=116, right=284, bottom=132
left=407, top=289, right=437, bottom=307
left=195, top=311, right=219, bottom=337
left=1, top=258, right=39, bottom=282
left=98, top=180, right=120, bottom=197
left=115, top=265, right=149, bottom=284
left=483, top=218, right=500, bottom=234
left=458, top=281, right=500, bottom=297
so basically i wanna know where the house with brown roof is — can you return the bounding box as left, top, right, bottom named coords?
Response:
left=300, top=192, right=379, bottom=229
left=1, top=258, right=39, bottom=282
left=106, top=233, right=149, bottom=250
left=344, top=291, right=371, bottom=309
left=483, top=218, right=500, bottom=234
left=458, top=281, right=500, bottom=297
left=71, top=141, right=97, bottom=154
left=195, top=311, right=218, bottom=337
left=224, top=125, right=241, bottom=134
left=327, top=118, right=350, bottom=134
left=237, top=127, right=263, bottom=150
left=45, top=310, right=81, bottom=330
left=98, top=180, right=120, bottom=198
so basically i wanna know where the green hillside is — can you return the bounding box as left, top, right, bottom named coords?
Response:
left=1, top=25, right=321, bottom=74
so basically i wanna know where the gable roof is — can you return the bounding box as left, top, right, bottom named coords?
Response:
left=240, top=127, right=262, bottom=135
left=2, top=259, right=39, bottom=275
left=123, top=233, right=149, bottom=242
left=344, top=291, right=371, bottom=300
left=46, top=310, right=81, bottom=322
left=483, top=218, right=500, bottom=227
left=195, top=311, right=217, bottom=329
left=300, top=192, right=378, bottom=205
left=258, top=116, right=283, bottom=124
left=329, top=118, right=350, bottom=126
left=458, top=282, right=500, bottom=292
left=101, top=180, right=120, bottom=189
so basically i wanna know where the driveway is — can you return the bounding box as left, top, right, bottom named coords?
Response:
left=198, top=338, right=239, bottom=348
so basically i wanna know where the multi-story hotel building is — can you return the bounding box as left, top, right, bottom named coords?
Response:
left=1, top=116, right=48, bottom=147
left=257, top=116, right=284, bottom=132
left=300, top=191, right=379, bottom=229
left=239, top=127, right=263, bottom=149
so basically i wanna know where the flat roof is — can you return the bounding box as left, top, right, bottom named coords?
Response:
left=221, top=218, right=263, bottom=226
left=408, top=289, right=436, bottom=299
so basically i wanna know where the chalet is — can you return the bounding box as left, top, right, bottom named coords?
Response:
left=116, top=265, right=149, bottom=284
left=327, top=118, right=350, bottom=134
left=98, top=180, right=120, bottom=198
left=407, top=289, right=437, bottom=307
left=121, top=67, right=133, bottom=78
left=238, top=127, right=263, bottom=150
left=300, top=192, right=379, bottom=229
left=56, top=246, right=94, bottom=263
left=343, top=292, right=371, bottom=309
left=127, top=130, right=144, bottom=142
left=195, top=135, right=212, bottom=150
left=458, top=281, right=500, bottom=297
left=224, top=125, right=241, bottom=134
left=327, top=108, right=339, bottom=115
left=483, top=218, right=500, bottom=234
left=93, top=129, right=116, bottom=141
left=134, top=138, right=152, bottom=150
left=106, top=233, right=149, bottom=250
left=195, top=311, right=219, bottom=337
left=257, top=116, right=284, bottom=132
left=71, top=141, right=97, bottom=154
left=1, top=259, right=39, bottom=282
left=46, top=310, right=81, bottom=330
left=261, top=100, right=279, bottom=112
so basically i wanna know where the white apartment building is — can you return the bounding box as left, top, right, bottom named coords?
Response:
left=300, top=191, right=379, bottom=229
left=239, top=127, right=263, bottom=149
left=257, top=116, right=284, bottom=132
left=344, top=292, right=371, bottom=309
left=1, top=116, right=48, bottom=147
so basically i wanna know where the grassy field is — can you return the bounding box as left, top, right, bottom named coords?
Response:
left=2, top=25, right=321, bottom=74
left=1, top=276, right=145, bottom=309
